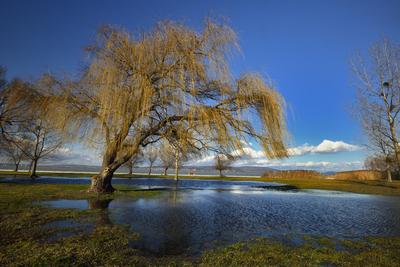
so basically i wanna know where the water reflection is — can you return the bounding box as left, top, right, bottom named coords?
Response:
left=39, top=179, right=400, bottom=256
left=87, top=198, right=113, bottom=226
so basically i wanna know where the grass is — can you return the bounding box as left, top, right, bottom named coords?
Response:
left=1, top=169, right=400, bottom=196
left=200, top=237, right=400, bottom=267
left=0, top=182, right=399, bottom=266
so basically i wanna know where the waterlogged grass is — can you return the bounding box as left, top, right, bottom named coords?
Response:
left=0, top=182, right=188, bottom=266
left=1, top=182, right=400, bottom=266
left=200, top=237, right=400, bottom=267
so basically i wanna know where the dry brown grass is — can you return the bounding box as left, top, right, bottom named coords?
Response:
left=262, top=170, right=324, bottom=179
left=328, top=170, right=384, bottom=181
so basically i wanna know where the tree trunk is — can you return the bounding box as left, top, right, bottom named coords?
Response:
left=88, top=167, right=116, bottom=193
left=148, top=163, right=153, bottom=175
left=219, top=168, right=222, bottom=177
left=30, top=159, right=38, bottom=179
left=174, top=150, right=179, bottom=181
left=164, top=167, right=168, bottom=176
left=388, top=118, right=400, bottom=171
left=28, top=160, right=33, bottom=172
left=128, top=164, right=133, bottom=175
left=14, top=162, right=20, bottom=172
left=387, top=168, right=392, bottom=183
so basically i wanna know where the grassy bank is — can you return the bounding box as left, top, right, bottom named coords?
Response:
left=0, top=182, right=399, bottom=266
left=257, top=177, right=400, bottom=196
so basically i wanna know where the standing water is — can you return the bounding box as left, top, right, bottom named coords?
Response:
left=4, top=177, right=400, bottom=256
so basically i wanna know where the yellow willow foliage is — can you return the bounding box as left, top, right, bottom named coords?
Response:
left=45, top=19, right=288, bottom=165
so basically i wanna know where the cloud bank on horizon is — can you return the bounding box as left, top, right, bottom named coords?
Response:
left=42, top=139, right=363, bottom=172
left=193, top=139, right=363, bottom=171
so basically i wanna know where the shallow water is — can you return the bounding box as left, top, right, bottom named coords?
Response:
left=31, top=177, right=400, bottom=256
left=1, top=176, right=280, bottom=190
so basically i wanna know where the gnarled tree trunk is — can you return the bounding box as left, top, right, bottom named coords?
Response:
left=89, top=167, right=116, bottom=193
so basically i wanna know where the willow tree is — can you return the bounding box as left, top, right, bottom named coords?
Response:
left=0, top=75, right=34, bottom=137
left=49, top=20, right=287, bottom=193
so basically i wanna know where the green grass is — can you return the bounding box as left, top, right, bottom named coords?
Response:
left=200, top=237, right=400, bottom=267
left=0, top=182, right=399, bottom=266
left=256, top=177, right=400, bottom=196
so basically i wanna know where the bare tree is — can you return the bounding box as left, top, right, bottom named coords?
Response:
left=145, top=147, right=158, bottom=175
left=123, top=149, right=144, bottom=175
left=0, top=75, right=63, bottom=177
left=45, top=19, right=287, bottom=193
left=15, top=118, right=63, bottom=178
left=362, top=108, right=395, bottom=182
left=163, top=123, right=202, bottom=180
left=353, top=39, right=400, bottom=176
left=0, top=138, right=29, bottom=171
left=214, top=154, right=235, bottom=177
left=365, top=154, right=395, bottom=182
left=159, top=142, right=175, bottom=176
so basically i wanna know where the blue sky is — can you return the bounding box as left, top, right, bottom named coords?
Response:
left=1, top=0, right=400, bottom=170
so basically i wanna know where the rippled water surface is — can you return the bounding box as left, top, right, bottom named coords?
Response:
left=4, top=177, right=400, bottom=256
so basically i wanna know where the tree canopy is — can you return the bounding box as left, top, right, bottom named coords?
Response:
left=43, top=19, right=288, bottom=192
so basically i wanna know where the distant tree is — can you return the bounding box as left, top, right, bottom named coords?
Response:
left=159, top=142, right=175, bottom=176
left=44, top=19, right=288, bottom=193
left=0, top=138, right=29, bottom=171
left=145, top=147, right=158, bottom=175
left=365, top=154, right=396, bottom=182
left=17, top=118, right=63, bottom=178
left=214, top=154, right=235, bottom=177
left=164, top=124, right=202, bottom=180
left=124, top=149, right=144, bottom=175
left=352, top=39, right=400, bottom=178
left=0, top=76, right=63, bottom=177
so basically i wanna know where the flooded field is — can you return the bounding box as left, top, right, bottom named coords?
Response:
left=25, top=177, right=400, bottom=256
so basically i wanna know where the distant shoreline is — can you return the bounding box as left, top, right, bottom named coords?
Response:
left=1, top=169, right=399, bottom=196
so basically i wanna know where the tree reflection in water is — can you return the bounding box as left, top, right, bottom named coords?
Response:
left=87, top=198, right=113, bottom=226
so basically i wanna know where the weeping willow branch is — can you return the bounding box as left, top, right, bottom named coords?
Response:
left=42, top=18, right=288, bottom=193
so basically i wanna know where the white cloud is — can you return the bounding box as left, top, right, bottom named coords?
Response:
left=288, top=140, right=360, bottom=156
left=249, top=160, right=363, bottom=171
left=191, top=139, right=363, bottom=171
left=43, top=147, right=102, bottom=165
